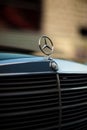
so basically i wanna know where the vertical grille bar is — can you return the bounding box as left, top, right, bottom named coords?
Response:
left=56, top=74, right=62, bottom=130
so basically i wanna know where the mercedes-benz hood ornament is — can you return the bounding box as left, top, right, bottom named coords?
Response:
left=39, top=35, right=54, bottom=57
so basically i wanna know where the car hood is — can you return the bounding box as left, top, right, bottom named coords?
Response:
left=55, top=59, right=87, bottom=74
left=0, top=53, right=35, bottom=60
left=0, top=52, right=87, bottom=74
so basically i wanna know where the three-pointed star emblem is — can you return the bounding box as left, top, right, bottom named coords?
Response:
left=39, top=35, right=54, bottom=56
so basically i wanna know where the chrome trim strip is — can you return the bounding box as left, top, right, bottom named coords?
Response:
left=62, top=86, right=87, bottom=91
left=0, top=71, right=56, bottom=76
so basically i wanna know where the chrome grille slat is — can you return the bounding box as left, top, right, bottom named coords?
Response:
left=0, top=89, right=58, bottom=96
left=0, top=92, right=58, bottom=103
left=61, top=81, right=87, bottom=87
left=4, top=120, right=59, bottom=130
left=0, top=79, right=56, bottom=86
left=62, top=120, right=87, bottom=130
left=0, top=115, right=58, bottom=127
left=0, top=97, right=58, bottom=106
left=0, top=84, right=57, bottom=93
left=0, top=102, right=58, bottom=113
left=0, top=111, right=58, bottom=123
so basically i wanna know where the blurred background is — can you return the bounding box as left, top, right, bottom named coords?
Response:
left=0, top=0, right=87, bottom=63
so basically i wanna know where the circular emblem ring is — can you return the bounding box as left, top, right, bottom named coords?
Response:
left=39, top=35, right=54, bottom=56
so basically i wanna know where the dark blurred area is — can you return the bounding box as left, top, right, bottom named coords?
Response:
left=0, top=0, right=42, bottom=31
left=79, top=27, right=87, bottom=37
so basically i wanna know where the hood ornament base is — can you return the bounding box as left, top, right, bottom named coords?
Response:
left=38, top=35, right=58, bottom=71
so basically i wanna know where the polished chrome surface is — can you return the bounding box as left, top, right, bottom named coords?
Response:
left=39, top=35, right=54, bottom=56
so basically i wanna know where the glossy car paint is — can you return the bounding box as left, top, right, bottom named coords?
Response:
left=0, top=53, right=87, bottom=75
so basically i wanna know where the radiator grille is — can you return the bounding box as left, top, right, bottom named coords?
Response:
left=59, top=74, right=87, bottom=130
left=0, top=73, right=59, bottom=130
